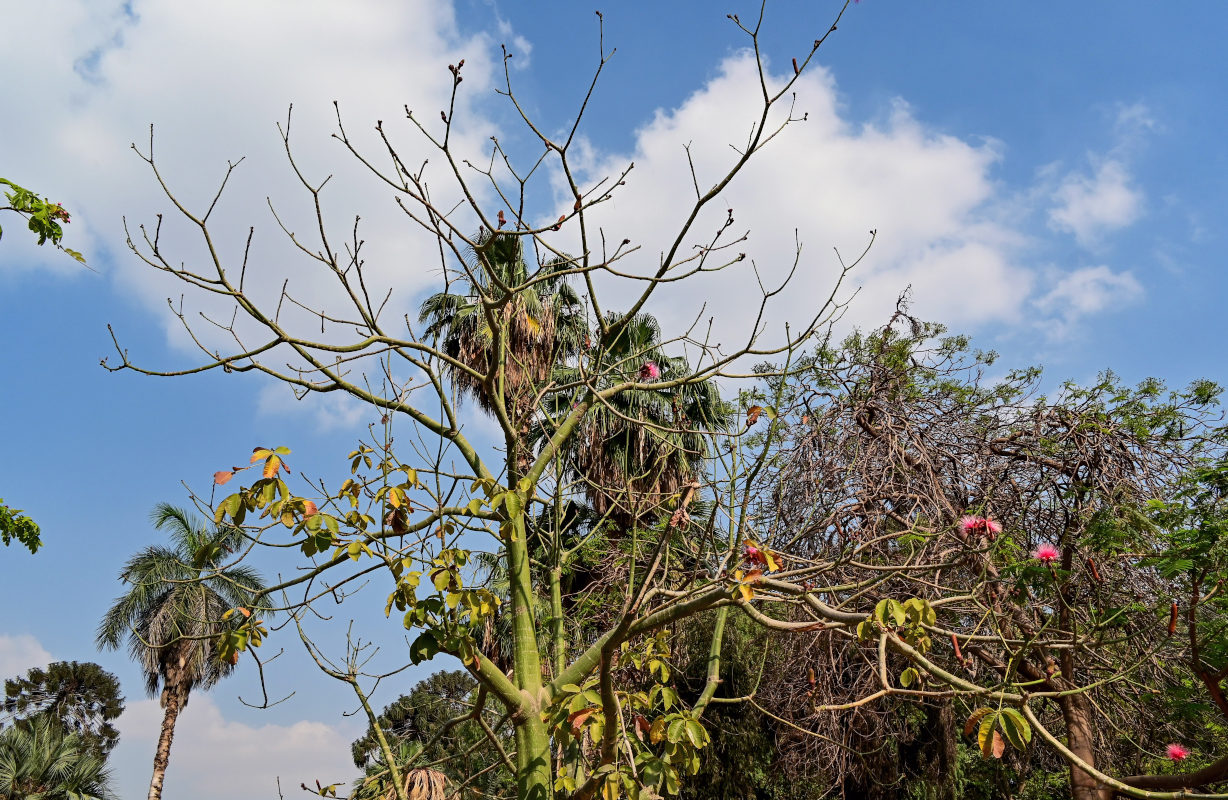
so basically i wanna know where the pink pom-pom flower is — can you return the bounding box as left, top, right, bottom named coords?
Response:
left=639, top=361, right=661, bottom=380
left=1167, top=743, right=1190, bottom=761
left=1033, top=542, right=1061, bottom=564
left=960, top=515, right=1003, bottom=539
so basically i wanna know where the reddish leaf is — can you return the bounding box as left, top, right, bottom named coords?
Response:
left=633, top=714, right=651, bottom=741
left=568, top=708, right=593, bottom=738
left=991, top=729, right=1005, bottom=758
left=303, top=500, right=318, bottom=518
left=746, top=405, right=763, bottom=426
left=238, top=606, right=251, bottom=618
left=964, top=707, right=993, bottom=738
left=214, top=471, right=234, bottom=485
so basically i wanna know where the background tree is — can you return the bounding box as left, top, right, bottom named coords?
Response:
left=2, top=661, right=124, bottom=758
left=418, top=228, right=586, bottom=473
left=545, top=311, right=730, bottom=531
left=0, top=714, right=118, bottom=800
left=350, top=670, right=513, bottom=800
left=95, top=503, right=271, bottom=800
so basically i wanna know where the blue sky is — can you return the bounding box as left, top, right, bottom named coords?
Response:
left=2, top=1, right=1226, bottom=797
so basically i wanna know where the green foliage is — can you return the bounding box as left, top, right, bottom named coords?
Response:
left=0, top=714, right=119, bottom=800
left=0, top=500, right=41, bottom=553
left=96, top=503, right=273, bottom=694
left=0, top=178, right=86, bottom=264
left=2, top=661, right=124, bottom=758
left=350, top=671, right=512, bottom=800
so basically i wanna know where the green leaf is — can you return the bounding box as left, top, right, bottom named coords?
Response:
left=999, top=707, right=1031, bottom=749
left=409, top=631, right=439, bottom=664
left=683, top=719, right=707, bottom=749
left=666, top=718, right=686, bottom=744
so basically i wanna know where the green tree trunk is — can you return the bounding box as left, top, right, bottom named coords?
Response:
left=506, top=511, right=552, bottom=800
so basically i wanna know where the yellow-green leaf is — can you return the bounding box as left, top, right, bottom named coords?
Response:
left=978, top=713, right=999, bottom=758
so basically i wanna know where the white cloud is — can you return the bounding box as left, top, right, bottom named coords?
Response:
left=113, top=695, right=357, bottom=800
left=257, top=382, right=372, bottom=432
left=1043, top=102, right=1154, bottom=248
left=1048, top=159, right=1143, bottom=246
left=546, top=53, right=1038, bottom=354
left=495, top=16, right=533, bottom=69
left=0, top=0, right=507, bottom=427
left=1034, top=265, right=1143, bottom=338
left=0, top=633, right=53, bottom=679
left=1, top=2, right=1158, bottom=410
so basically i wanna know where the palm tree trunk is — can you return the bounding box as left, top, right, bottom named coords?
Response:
left=147, top=684, right=182, bottom=800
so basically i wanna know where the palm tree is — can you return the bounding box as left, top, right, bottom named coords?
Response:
left=418, top=230, right=586, bottom=467
left=0, top=714, right=118, bottom=800
left=549, top=311, right=730, bottom=530
left=96, top=504, right=270, bottom=800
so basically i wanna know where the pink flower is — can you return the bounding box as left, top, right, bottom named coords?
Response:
left=1167, top=743, right=1190, bottom=761
left=1033, top=542, right=1061, bottom=564
left=639, top=361, right=661, bottom=380
left=960, top=516, right=1003, bottom=539
left=743, top=543, right=761, bottom=562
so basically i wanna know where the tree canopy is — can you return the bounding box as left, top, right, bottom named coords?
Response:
left=96, top=5, right=1228, bottom=800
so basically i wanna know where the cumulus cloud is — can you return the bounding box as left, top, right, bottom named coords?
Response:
left=1045, top=102, right=1154, bottom=248
left=1048, top=160, right=1143, bottom=246
left=0, top=633, right=53, bottom=679
left=112, top=695, right=357, bottom=800
left=0, top=0, right=506, bottom=403
left=1, top=3, right=1158, bottom=419
left=546, top=54, right=1038, bottom=354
